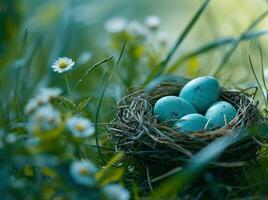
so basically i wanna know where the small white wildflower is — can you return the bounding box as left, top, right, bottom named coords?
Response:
left=105, top=17, right=127, bottom=34
left=77, top=52, right=92, bottom=65
left=35, top=87, right=62, bottom=104
left=28, top=104, right=61, bottom=132
left=69, top=159, right=98, bottom=186
left=102, top=184, right=130, bottom=200
left=66, top=116, right=95, bottom=138
left=6, top=133, right=17, bottom=144
left=25, top=88, right=62, bottom=114
left=157, top=31, right=170, bottom=46
left=145, top=15, right=161, bottom=30
left=51, top=57, right=75, bottom=73
left=127, top=21, right=147, bottom=38
left=25, top=98, right=39, bottom=114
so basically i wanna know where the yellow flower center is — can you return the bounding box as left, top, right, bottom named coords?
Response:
left=58, top=61, right=68, bottom=69
left=79, top=167, right=90, bottom=176
left=24, top=165, right=34, bottom=177
left=75, top=123, right=86, bottom=132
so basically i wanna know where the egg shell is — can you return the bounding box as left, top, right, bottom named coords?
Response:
left=174, top=113, right=209, bottom=133
left=153, top=96, right=197, bottom=123
left=205, top=101, right=237, bottom=129
left=179, top=76, right=220, bottom=113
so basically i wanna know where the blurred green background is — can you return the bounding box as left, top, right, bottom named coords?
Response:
left=2, top=0, right=268, bottom=138
left=2, top=0, right=268, bottom=83
left=2, top=0, right=268, bottom=199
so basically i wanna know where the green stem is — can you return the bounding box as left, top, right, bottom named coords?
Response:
left=64, top=74, right=71, bottom=95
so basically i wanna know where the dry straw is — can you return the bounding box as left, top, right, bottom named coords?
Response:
left=107, top=78, right=264, bottom=182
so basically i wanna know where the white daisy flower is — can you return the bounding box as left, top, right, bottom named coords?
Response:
left=127, top=21, right=147, bottom=37
left=157, top=31, right=170, bottom=46
left=51, top=57, right=75, bottom=73
left=145, top=15, right=161, bottom=30
left=25, top=98, right=39, bottom=114
left=127, top=21, right=147, bottom=38
left=28, top=104, right=61, bottom=132
left=24, top=88, right=62, bottom=114
left=105, top=17, right=127, bottom=34
left=66, top=116, right=95, bottom=138
left=102, top=184, right=130, bottom=200
left=6, top=133, right=17, bottom=144
left=35, top=87, right=62, bottom=104
left=69, top=159, right=98, bottom=186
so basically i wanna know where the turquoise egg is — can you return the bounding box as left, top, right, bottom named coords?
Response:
left=205, top=101, right=237, bottom=129
left=174, top=113, right=209, bottom=133
left=179, top=76, right=220, bottom=113
left=153, top=96, right=197, bottom=123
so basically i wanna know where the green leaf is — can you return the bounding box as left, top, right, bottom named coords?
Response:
left=132, top=182, right=141, bottom=200
left=77, top=97, right=91, bottom=111
left=54, top=96, right=76, bottom=110
left=97, top=168, right=125, bottom=186
left=95, top=152, right=125, bottom=185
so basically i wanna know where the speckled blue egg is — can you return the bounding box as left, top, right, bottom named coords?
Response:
left=174, top=113, right=209, bottom=133
left=153, top=96, right=197, bottom=123
left=179, top=76, right=220, bottom=113
left=205, top=101, right=237, bottom=129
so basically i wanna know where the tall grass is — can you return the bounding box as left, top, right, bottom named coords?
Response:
left=1, top=0, right=268, bottom=199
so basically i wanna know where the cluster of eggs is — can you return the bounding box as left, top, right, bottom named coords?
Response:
left=153, top=76, right=237, bottom=133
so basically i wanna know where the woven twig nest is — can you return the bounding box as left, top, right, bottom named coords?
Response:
left=107, top=77, right=264, bottom=181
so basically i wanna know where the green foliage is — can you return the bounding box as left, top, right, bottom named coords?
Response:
left=167, top=30, right=268, bottom=74
left=210, top=9, right=268, bottom=76
left=145, top=0, right=211, bottom=84
left=1, top=0, right=268, bottom=199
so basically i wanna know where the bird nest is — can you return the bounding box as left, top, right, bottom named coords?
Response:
left=107, top=79, right=264, bottom=181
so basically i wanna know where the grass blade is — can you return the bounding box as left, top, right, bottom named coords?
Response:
left=167, top=30, right=268, bottom=73
left=68, top=56, right=113, bottom=97
left=248, top=55, right=267, bottom=107
left=144, top=0, right=210, bottom=84
left=258, top=44, right=268, bottom=109
left=210, top=10, right=268, bottom=76
left=95, top=41, right=126, bottom=164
